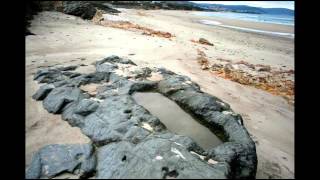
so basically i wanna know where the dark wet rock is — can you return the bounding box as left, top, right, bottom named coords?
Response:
left=96, top=55, right=137, bottom=67
left=152, top=132, right=205, bottom=154
left=53, top=80, right=71, bottom=88
left=96, top=137, right=226, bottom=179
left=128, top=80, right=158, bottom=93
left=81, top=95, right=165, bottom=145
left=32, top=84, right=55, bottom=100
left=31, top=55, right=257, bottom=179
left=96, top=77, right=134, bottom=98
left=89, top=2, right=121, bottom=14
left=33, top=66, right=80, bottom=84
left=132, top=67, right=152, bottom=79
left=207, top=142, right=257, bottom=179
left=43, top=86, right=84, bottom=114
left=59, top=97, right=99, bottom=128
left=34, top=68, right=57, bottom=81
left=63, top=1, right=97, bottom=20
left=166, top=89, right=256, bottom=178
left=64, top=72, right=110, bottom=87
left=26, top=143, right=96, bottom=179
left=62, top=71, right=82, bottom=78
left=57, top=65, right=79, bottom=71
left=199, top=38, right=214, bottom=46
left=74, top=99, right=99, bottom=116
left=26, top=1, right=41, bottom=36
left=169, top=90, right=230, bottom=113
left=96, top=77, right=157, bottom=99
left=96, top=63, right=118, bottom=73
left=158, top=75, right=201, bottom=95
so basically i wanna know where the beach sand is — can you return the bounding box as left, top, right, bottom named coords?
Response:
left=26, top=9, right=294, bottom=179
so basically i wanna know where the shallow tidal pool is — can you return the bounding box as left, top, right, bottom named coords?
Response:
left=133, top=92, right=222, bottom=150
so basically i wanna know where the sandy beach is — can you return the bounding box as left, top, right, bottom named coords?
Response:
left=26, top=9, right=294, bottom=179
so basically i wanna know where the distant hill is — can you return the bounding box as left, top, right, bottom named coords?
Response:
left=194, top=3, right=294, bottom=15
left=107, top=1, right=294, bottom=15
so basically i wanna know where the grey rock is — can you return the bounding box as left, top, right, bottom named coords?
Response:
left=169, top=90, right=229, bottom=114
left=57, top=65, right=79, bottom=71
left=32, top=84, right=55, bottom=100
left=74, top=99, right=99, bottom=116
left=61, top=100, right=91, bottom=128
left=96, top=137, right=227, bottom=179
left=63, top=1, right=97, bottom=20
left=62, top=71, right=82, bottom=78
left=89, top=2, right=121, bottom=14
left=31, top=55, right=258, bottom=179
left=96, top=62, right=118, bottom=73
left=53, top=80, right=70, bottom=88
left=26, top=143, right=96, bottom=179
left=70, top=72, right=110, bottom=86
left=207, top=142, right=257, bottom=179
left=96, top=55, right=137, bottom=66
left=158, top=75, right=200, bottom=95
left=132, top=67, right=152, bottom=79
left=128, top=80, right=157, bottom=94
left=34, top=69, right=64, bottom=83
left=43, top=86, right=84, bottom=114
left=81, top=95, right=165, bottom=145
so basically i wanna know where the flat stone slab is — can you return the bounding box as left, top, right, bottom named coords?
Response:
left=25, top=144, right=96, bottom=179
left=27, top=55, right=257, bottom=179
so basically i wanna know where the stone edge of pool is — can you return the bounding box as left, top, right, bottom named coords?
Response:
left=26, top=55, right=257, bottom=179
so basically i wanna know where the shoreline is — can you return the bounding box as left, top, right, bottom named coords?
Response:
left=183, top=10, right=294, bottom=34
left=191, top=11, right=294, bottom=26
left=198, top=19, right=294, bottom=39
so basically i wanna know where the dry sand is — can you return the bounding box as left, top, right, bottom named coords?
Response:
left=26, top=9, right=294, bottom=179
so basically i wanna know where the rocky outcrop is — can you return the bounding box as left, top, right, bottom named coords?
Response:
left=96, top=136, right=226, bottom=179
left=61, top=1, right=120, bottom=19
left=62, top=1, right=97, bottom=20
left=25, top=143, right=96, bottom=179
left=27, top=55, right=257, bottom=179
left=26, top=1, right=42, bottom=35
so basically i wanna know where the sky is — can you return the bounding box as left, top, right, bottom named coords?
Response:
left=191, top=1, right=294, bottom=10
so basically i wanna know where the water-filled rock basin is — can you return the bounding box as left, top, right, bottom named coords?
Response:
left=133, top=92, right=222, bottom=150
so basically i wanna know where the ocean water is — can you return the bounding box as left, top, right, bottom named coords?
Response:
left=192, top=11, right=294, bottom=26
left=193, top=12, right=294, bottom=38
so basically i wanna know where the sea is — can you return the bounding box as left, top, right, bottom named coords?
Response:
left=192, top=11, right=294, bottom=38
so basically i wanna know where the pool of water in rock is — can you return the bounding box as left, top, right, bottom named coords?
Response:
left=132, top=92, right=222, bottom=150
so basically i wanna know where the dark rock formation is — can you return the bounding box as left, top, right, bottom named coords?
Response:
left=61, top=1, right=121, bottom=19
left=27, top=55, right=257, bottom=179
left=96, top=137, right=226, bottom=179
left=199, top=38, right=214, bottom=46
left=25, top=1, right=42, bottom=36
left=63, top=1, right=97, bottom=20
left=81, top=94, right=165, bottom=145
left=88, top=1, right=121, bottom=14
left=26, top=143, right=96, bottom=179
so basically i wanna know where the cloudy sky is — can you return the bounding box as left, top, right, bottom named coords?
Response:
left=191, top=1, right=294, bottom=10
